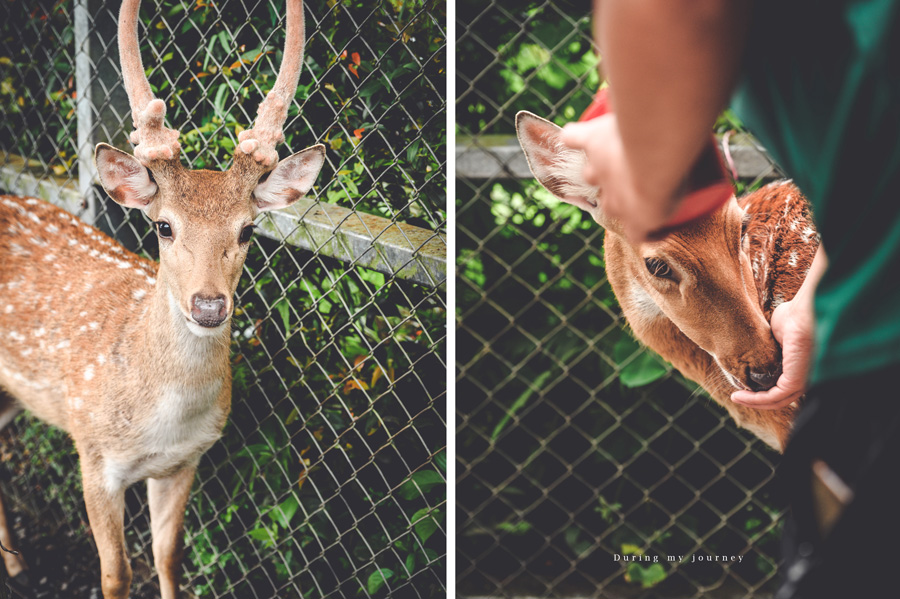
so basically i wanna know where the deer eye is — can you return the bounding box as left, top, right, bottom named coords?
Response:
left=741, top=213, right=751, bottom=240
left=239, top=224, right=255, bottom=244
left=155, top=221, right=173, bottom=240
left=644, top=257, right=674, bottom=280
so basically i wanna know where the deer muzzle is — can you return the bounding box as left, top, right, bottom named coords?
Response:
left=190, top=294, right=228, bottom=328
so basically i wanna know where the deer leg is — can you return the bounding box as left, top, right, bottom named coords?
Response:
left=0, top=489, right=25, bottom=579
left=0, top=392, right=26, bottom=579
left=148, top=464, right=197, bottom=599
left=81, top=462, right=131, bottom=599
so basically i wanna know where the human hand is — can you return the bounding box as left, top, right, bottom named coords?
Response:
left=731, top=298, right=815, bottom=410
left=559, top=115, right=680, bottom=242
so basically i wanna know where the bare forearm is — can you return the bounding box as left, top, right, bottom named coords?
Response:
left=597, top=0, right=751, bottom=203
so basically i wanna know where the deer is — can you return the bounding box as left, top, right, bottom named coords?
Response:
left=516, top=112, right=819, bottom=452
left=0, top=0, right=324, bottom=596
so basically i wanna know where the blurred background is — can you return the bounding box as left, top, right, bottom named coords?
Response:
left=456, top=1, right=789, bottom=597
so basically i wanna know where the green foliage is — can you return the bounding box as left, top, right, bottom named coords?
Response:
left=457, top=0, right=598, bottom=135
left=625, top=561, right=668, bottom=590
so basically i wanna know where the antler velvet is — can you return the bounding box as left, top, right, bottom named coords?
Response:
left=236, top=0, right=306, bottom=169
left=118, top=0, right=181, bottom=164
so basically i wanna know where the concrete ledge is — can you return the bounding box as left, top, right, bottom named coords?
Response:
left=456, top=133, right=783, bottom=181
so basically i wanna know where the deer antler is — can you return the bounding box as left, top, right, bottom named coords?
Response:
left=236, top=0, right=306, bottom=169
left=118, top=0, right=181, bottom=164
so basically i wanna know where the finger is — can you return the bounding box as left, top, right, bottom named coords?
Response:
left=731, top=385, right=802, bottom=410
left=583, top=160, right=601, bottom=187
left=559, top=122, right=594, bottom=150
left=623, top=221, right=653, bottom=245
left=768, top=302, right=791, bottom=344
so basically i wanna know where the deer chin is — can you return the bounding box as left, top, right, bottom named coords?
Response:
left=184, top=317, right=230, bottom=338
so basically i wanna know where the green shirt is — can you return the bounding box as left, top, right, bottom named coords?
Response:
left=733, top=0, right=900, bottom=384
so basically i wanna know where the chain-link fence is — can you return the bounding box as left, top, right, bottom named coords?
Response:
left=457, top=2, right=790, bottom=598
left=0, top=1, right=446, bottom=597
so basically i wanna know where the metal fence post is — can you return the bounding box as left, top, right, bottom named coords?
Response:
left=74, top=0, right=96, bottom=224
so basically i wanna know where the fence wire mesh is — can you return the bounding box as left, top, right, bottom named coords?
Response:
left=456, top=1, right=789, bottom=598
left=0, top=1, right=446, bottom=598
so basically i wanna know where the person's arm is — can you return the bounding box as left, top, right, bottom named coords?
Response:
left=732, top=245, right=828, bottom=409
left=560, top=0, right=752, bottom=241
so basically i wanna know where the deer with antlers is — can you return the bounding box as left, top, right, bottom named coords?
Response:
left=516, top=113, right=819, bottom=452
left=0, top=0, right=323, bottom=596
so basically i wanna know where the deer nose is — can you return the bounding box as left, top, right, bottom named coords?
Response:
left=190, top=294, right=228, bottom=327
left=747, top=367, right=781, bottom=392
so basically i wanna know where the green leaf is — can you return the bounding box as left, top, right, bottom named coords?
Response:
left=491, top=369, right=553, bottom=440
left=410, top=507, right=442, bottom=543
left=248, top=527, right=275, bottom=545
left=433, top=450, right=446, bottom=473
left=269, top=495, right=300, bottom=528
left=495, top=521, right=532, bottom=535
left=406, top=139, right=421, bottom=164
left=614, top=338, right=669, bottom=388
left=398, top=470, right=444, bottom=500
left=274, top=300, right=291, bottom=334
left=563, top=526, right=592, bottom=557
left=626, top=562, right=668, bottom=589
left=366, top=568, right=394, bottom=594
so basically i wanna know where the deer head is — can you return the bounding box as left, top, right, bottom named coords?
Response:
left=516, top=111, right=782, bottom=393
left=94, top=0, right=324, bottom=337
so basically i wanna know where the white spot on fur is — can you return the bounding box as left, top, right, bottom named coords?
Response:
left=3, top=305, right=12, bottom=314
left=84, top=364, right=94, bottom=381
left=788, top=251, right=798, bottom=267
left=88, top=322, right=99, bottom=331
left=133, top=288, right=147, bottom=301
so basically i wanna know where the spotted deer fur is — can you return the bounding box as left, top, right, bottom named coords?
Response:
left=516, top=112, right=818, bottom=452
left=0, top=0, right=323, bottom=597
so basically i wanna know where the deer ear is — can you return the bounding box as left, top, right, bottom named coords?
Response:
left=253, top=144, right=326, bottom=212
left=515, top=111, right=614, bottom=229
left=94, top=143, right=158, bottom=210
